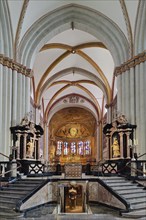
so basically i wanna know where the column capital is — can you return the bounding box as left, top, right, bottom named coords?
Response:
left=114, top=50, right=146, bottom=76
left=0, top=54, right=33, bottom=77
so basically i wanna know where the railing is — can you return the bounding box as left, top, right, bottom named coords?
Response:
left=125, top=159, right=146, bottom=179
left=0, top=152, right=21, bottom=186
left=90, top=155, right=146, bottom=179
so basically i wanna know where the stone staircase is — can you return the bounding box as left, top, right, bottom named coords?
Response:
left=100, top=176, right=146, bottom=218
left=0, top=178, right=44, bottom=219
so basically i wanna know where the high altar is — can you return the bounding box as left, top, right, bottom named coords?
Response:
left=49, top=123, right=96, bottom=165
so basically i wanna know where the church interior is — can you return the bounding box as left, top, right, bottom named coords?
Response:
left=0, top=0, right=146, bottom=219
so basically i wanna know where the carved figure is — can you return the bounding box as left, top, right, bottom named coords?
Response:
left=117, top=113, right=128, bottom=124
left=69, top=187, right=77, bottom=209
left=20, top=116, right=29, bottom=126
left=111, top=138, right=120, bottom=158
left=26, top=139, right=34, bottom=158
left=29, top=122, right=36, bottom=133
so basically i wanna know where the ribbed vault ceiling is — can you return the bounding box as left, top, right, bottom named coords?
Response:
left=7, top=0, right=139, bottom=125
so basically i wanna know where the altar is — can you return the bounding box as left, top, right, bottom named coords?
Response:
left=64, top=163, right=82, bottom=178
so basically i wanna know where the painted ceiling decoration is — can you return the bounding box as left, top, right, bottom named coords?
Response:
left=50, top=107, right=96, bottom=137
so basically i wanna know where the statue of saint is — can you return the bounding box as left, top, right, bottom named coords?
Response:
left=111, top=138, right=120, bottom=158
left=68, top=187, right=77, bottom=209
left=26, top=139, right=34, bottom=158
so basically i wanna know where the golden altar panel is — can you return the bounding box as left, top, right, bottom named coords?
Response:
left=60, top=155, right=87, bottom=165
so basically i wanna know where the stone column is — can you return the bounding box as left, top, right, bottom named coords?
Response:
left=0, top=64, right=3, bottom=155
left=117, top=74, right=122, bottom=113
left=16, top=133, right=21, bottom=159
left=12, top=70, right=18, bottom=126
left=46, top=124, right=49, bottom=161
left=129, top=67, right=135, bottom=125
left=135, top=64, right=140, bottom=155
left=119, top=132, right=124, bottom=158
left=110, top=136, right=113, bottom=159
left=108, top=106, right=112, bottom=124
left=17, top=73, right=23, bottom=124
left=22, top=74, right=26, bottom=118
left=37, top=134, right=41, bottom=159
left=121, top=73, right=125, bottom=114
left=43, top=122, right=47, bottom=160
left=143, top=61, right=146, bottom=159
left=96, top=125, right=100, bottom=161
left=124, top=70, right=130, bottom=120
left=2, top=66, right=12, bottom=156
left=139, top=62, right=146, bottom=157
left=126, top=132, right=131, bottom=159
left=25, top=77, right=30, bottom=115
left=97, top=122, right=103, bottom=160
left=23, top=133, right=27, bottom=159
left=106, top=134, right=110, bottom=159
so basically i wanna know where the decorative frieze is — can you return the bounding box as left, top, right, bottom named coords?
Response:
left=0, top=54, right=33, bottom=77
left=115, top=51, right=146, bottom=76
left=63, top=96, right=85, bottom=104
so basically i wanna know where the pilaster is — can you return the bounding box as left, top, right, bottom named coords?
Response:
left=12, top=70, right=18, bottom=126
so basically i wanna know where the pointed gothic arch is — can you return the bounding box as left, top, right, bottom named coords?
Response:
left=18, top=4, right=129, bottom=67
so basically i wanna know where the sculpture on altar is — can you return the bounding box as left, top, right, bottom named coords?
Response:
left=26, top=139, right=35, bottom=158
left=10, top=117, right=44, bottom=160
left=69, top=186, right=77, bottom=209
left=111, top=137, right=120, bottom=158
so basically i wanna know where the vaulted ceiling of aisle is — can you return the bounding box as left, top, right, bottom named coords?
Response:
left=8, top=0, right=139, bottom=123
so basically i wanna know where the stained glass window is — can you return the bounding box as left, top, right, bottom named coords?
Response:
left=56, top=141, right=62, bottom=155
left=84, top=140, right=91, bottom=155
left=78, top=141, right=84, bottom=155
left=70, top=142, right=76, bottom=154
left=55, top=140, right=91, bottom=156
left=64, top=142, right=69, bottom=155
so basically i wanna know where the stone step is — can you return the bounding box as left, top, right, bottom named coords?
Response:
left=0, top=207, right=21, bottom=214
left=17, top=179, right=43, bottom=184
left=104, top=180, right=130, bottom=184
left=112, top=186, right=143, bottom=191
left=122, top=192, right=146, bottom=199
left=114, top=187, right=144, bottom=193
left=126, top=197, right=146, bottom=204
left=100, top=176, right=125, bottom=181
left=0, top=212, right=23, bottom=220
left=107, top=182, right=138, bottom=187
left=121, top=209, right=146, bottom=218
left=0, top=197, right=19, bottom=203
left=0, top=206, right=18, bottom=213
left=0, top=194, right=23, bottom=199
left=0, top=189, right=30, bottom=195
left=8, top=183, right=39, bottom=187
left=0, top=200, right=17, bottom=209
left=131, top=203, right=146, bottom=210
left=2, top=186, right=34, bottom=191
left=16, top=178, right=41, bottom=182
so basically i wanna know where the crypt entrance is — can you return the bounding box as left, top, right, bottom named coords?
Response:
left=49, top=107, right=97, bottom=165
left=58, top=180, right=88, bottom=214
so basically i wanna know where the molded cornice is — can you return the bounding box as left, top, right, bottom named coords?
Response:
left=115, top=51, right=146, bottom=76
left=0, top=54, right=33, bottom=77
